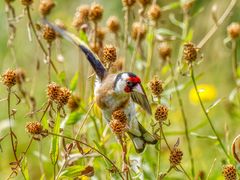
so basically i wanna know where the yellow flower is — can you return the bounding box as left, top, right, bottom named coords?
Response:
left=189, top=84, right=217, bottom=105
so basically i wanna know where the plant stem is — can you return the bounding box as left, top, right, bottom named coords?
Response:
left=47, top=42, right=52, bottom=83
left=232, top=40, right=238, bottom=81
left=169, top=60, right=195, bottom=177
left=123, top=6, right=129, bottom=71
left=190, top=65, right=230, bottom=159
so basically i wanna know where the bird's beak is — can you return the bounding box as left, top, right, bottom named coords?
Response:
left=132, top=84, right=144, bottom=94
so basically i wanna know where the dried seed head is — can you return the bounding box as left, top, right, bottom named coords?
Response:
left=110, top=58, right=124, bottom=73
left=26, top=121, right=43, bottom=135
left=155, top=105, right=168, bottom=122
left=232, top=134, right=240, bottom=163
left=47, top=82, right=60, bottom=102
left=222, top=165, right=237, bottom=180
left=183, top=42, right=197, bottom=63
left=43, top=25, right=56, bottom=43
left=57, top=87, right=71, bottom=107
left=90, top=42, right=100, bottom=54
left=159, top=42, right=171, bottom=61
left=88, top=3, right=103, bottom=22
left=169, top=148, right=183, bottom=166
left=131, top=22, right=146, bottom=40
left=110, top=110, right=128, bottom=135
left=1, top=69, right=17, bottom=88
left=72, top=5, right=89, bottom=31
left=183, top=1, right=194, bottom=13
left=122, top=0, right=136, bottom=7
left=148, top=75, right=163, bottom=97
left=39, top=0, right=55, bottom=17
left=97, top=27, right=106, bottom=42
left=16, top=68, right=26, bottom=85
left=148, top=4, right=161, bottom=20
left=68, top=95, right=80, bottom=112
left=137, top=0, right=151, bottom=6
left=107, top=16, right=120, bottom=33
left=55, top=19, right=66, bottom=30
left=103, top=45, right=117, bottom=65
left=21, top=0, right=33, bottom=6
left=227, top=22, right=240, bottom=39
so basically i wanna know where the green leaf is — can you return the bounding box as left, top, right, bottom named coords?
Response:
left=161, top=2, right=181, bottom=11
left=156, top=28, right=181, bottom=39
left=59, top=165, right=94, bottom=178
left=70, top=72, right=78, bottom=91
left=191, top=132, right=217, bottom=140
left=58, top=71, right=66, bottom=84
left=79, top=30, right=88, bottom=43
left=66, top=111, right=83, bottom=125
left=22, top=157, right=30, bottom=180
left=50, top=112, right=61, bottom=165
left=206, top=98, right=225, bottom=113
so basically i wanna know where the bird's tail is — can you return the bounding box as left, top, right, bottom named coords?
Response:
left=127, top=121, right=157, bottom=153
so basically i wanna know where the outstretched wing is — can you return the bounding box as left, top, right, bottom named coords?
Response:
left=131, top=84, right=152, bottom=115
left=42, top=19, right=107, bottom=80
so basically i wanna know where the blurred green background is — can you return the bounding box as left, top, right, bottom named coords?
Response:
left=0, top=0, right=240, bottom=179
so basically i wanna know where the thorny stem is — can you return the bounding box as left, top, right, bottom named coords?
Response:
left=169, top=60, right=195, bottom=177
left=48, top=132, right=124, bottom=179
left=197, top=0, right=237, bottom=49
left=190, top=65, right=230, bottom=159
left=123, top=6, right=129, bottom=71
left=25, top=6, right=58, bottom=74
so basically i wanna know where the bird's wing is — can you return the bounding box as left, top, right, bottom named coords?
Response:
left=42, top=19, right=107, bottom=80
left=131, top=84, right=152, bottom=115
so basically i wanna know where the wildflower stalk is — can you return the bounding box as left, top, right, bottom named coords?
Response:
left=123, top=6, right=129, bottom=70
left=47, top=42, right=52, bottom=83
left=48, top=132, right=124, bottom=179
left=190, top=64, right=230, bottom=159
left=231, top=40, right=238, bottom=82
left=169, top=60, right=195, bottom=176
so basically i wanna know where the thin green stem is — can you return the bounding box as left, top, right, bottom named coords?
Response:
left=169, top=60, right=195, bottom=177
left=190, top=65, right=230, bottom=159
left=232, top=40, right=238, bottom=81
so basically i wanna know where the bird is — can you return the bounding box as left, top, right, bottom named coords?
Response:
left=44, top=20, right=158, bottom=153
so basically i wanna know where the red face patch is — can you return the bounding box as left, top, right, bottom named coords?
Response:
left=128, top=76, right=141, bottom=83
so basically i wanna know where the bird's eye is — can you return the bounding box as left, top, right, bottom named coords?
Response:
left=127, top=81, right=134, bottom=87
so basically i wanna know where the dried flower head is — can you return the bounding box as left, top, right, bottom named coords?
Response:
left=72, top=5, right=89, bottom=31
left=90, top=42, right=100, bottom=54
left=97, top=27, right=106, bottom=42
left=222, top=165, right=237, bottom=180
left=155, top=105, right=168, bottom=122
left=148, top=4, right=161, bottom=20
left=110, top=110, right=128, bottom=135
left=148, top=75, right=163, bottom=97
left=227, top=22, right=240, bottom=39
left=159, top=42, right=171, bottom=61
left=21, top=0, right=33, bottom=6
left=122, top=0, right=136, bottom=7
left=110, top=58, right=124, bottom=73
left=47, top=82, right=60, bottom=102
left=68, top=95, right=80, bottom=112
left=137, top=0, right=151, bottom=6
left=169, top=148, right=183, bottom=166
left=103, top=45, right=117, bottom=66
left=88, top=3, right=103, bottom=22
left=39, top=0, right=55, bottom=17
left=1, top=69, right=16, bottom=88
left=16, top=68, right=26, bottom=85
left=26, top=121, right=43, bottom=135
left=43, top=25, right=56, bottom=43
left=183, top=42, right=197, bottom=63
left=131, top=22, right=146, bottom=40
left=57, top=87, right=71, bottom=107
left=183, top=1, right=194, bottom=13
left=107, top=16, right=120, bottom=33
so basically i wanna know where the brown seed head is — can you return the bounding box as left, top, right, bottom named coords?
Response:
left=110, top=58, right=124, bottom=73
left=148, top=75, right=163, bottom=97
left=131, top=22, right=146, bottom=40
left=107, top=16, right=120, bottom=33
left=169, top=148, right=183, bottom=166
left=110, top=110, right=128, bottom=135
left=21, top=0, right=33, bottom=6
left=72, top=5, right=89, bottom=31
left=26, top=121, right=43, bottom=135
left=90, top=42, right=100, bottom=54
left=155, top=105, right=168, bottom=122
left=1, top=69, right=16, bottom=88
left=57, top=87, right=71, bottom=107
left=39, top=0, right=55, bottom=17
left=103, top=45, right=117, bottom=65
left=88, top=3, right=103, bottom=22
left=227, top=22, right=240, bottom=39
left=148, top=4, right=161, bottom=20
left=183, top=42, right=197, bottom=63
left=43, top=25, right=56, bottom=43
left=222, top=165, right=237, bottom=180
left=137, top=0, right=151, bottom=6
left=97, top=27, right=106, bottom=42
left=183, top=1, right=194, bottom=13
left=122, top=0, right=136, bottom=7
left=16, top=68, right=26, bottom=85
left=159, top=43, right=171, bottom=61
left=68, top=95, right=80, bottom=112
left=47, top=82, right=60, bottom=102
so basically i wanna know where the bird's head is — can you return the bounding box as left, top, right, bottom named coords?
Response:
left=114, top=72, right=144, bottom=94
